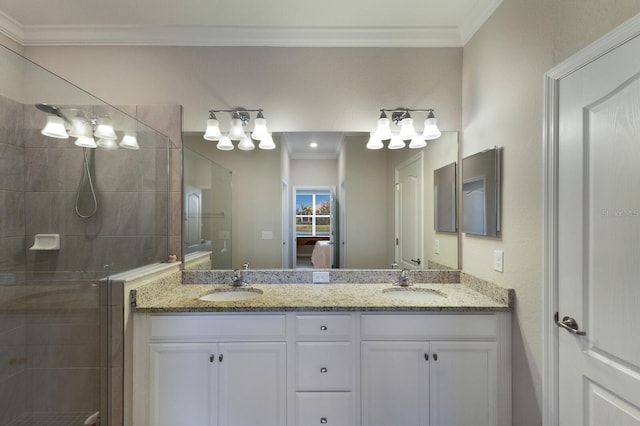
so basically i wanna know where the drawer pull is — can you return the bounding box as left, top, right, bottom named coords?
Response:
left=433, top=353, right=438, bottom=361
left=320, top=418, right=328, bottom=424
left=210, top=354, right=215, bottom=363
left=424, top=353, right=428, bottom=361
left=320, top=325, right=328, bottom=331
left=320, top=367, right=328, bottom=373
left=219, top=354, right=223, bottom=362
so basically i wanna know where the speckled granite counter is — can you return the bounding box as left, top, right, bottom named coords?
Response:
left=132, top=279, right=512, bottom=313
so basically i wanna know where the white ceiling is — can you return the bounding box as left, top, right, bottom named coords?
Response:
left=0, top=0, right=502, bottom=47
left=281, top=132, right=345, bottom=160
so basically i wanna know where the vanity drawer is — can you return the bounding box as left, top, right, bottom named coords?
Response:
left=295, top=315, right=353, bottom=340
left=149, top=314, right=286, bottom=341
left=296, top=342, right=353, bottom=391
left=361, top=313, right=498, bottom=340
left=296, top=392, right=354, bottom=426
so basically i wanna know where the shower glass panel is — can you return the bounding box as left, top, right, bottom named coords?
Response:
left=0, top=45, right=173, bottom=425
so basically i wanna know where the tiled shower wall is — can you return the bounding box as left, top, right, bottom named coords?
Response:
left=0, top=93, right=27, bottom=426
left=0, top=95, right=182, bottom=425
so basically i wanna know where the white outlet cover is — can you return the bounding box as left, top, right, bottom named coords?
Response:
left=313, top=271, right=330, bottom=283
left=493, top=250, right=504, bottom=272
left=434, top=239, right=440, bottom=254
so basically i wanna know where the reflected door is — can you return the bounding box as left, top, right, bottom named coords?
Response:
left=185, top=185, right=202, bottom=248
left=395, top=153, right=423, bottom=269
left=557, top=32, right=640, bottom=424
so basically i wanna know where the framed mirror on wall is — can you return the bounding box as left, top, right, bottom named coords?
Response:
left=462, top=146, right=502, bottom=237
left=183, top=131, right=460, bottom=270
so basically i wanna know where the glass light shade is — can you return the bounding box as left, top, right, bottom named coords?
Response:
left=238, top=135, right=255, bottom=151
left=258, top=133, right=276, bottom=150
left=94, top=119, right=117, bottom=140
left=399, top=117, right=417, bottom=140
left=97, top=138, right=118, bottom=150
left=120, top=134, right=140, bottom=150
left=41, top=116, right=69, bottom=139
left=74, top=135, right=97, bottom=148
left=366, top=132, right=384, bottom=150
left=228, top=118, right=246, bottom=140
left=250, top=117, right=269, bottom=140
left=422, top=116, right=442, bottom=140
left=69, top=118, right=91, bottom=138
left=203, top=118, right=222, bottom=140
left=388, top=134, right=406, bottom=149
left=409, top=135, right=427, bottom=149
left=375, top=116, right=393, bottom=140
left=217, top=136, right=234, bottom=151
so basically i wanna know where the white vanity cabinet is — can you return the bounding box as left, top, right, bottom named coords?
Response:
left=133, top=314, right=287, bottom=426
left=294, top=314, right=356, bottom=426
left=360, top=313, right=510, bottom=426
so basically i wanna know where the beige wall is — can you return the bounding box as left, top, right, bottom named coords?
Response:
left=462, top=1, right=640, bottom=424
left=22, top=46, right=463, bottom=134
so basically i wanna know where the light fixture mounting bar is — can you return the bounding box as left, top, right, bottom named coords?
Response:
left=379, top=108, right=435, bottom=125
left=207, top=108, right=264, bottom=126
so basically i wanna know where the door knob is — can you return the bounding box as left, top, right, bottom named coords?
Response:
left=554, top=312, right=586, bottom=336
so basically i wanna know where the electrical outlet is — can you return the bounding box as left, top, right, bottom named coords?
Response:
left=434, top=239, right=440, bottom=254
left=261, top=231, right=273, bottom=240
left=313, top=271, right=330, bottom=283
left=494, top=250, right=504, bottom=272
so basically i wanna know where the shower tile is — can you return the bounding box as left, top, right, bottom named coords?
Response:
left=140, top=236, right=168, bottom=264
left=94, top=149, right=142, bottom=192
left=139, top=192, right=168, bottom=235
left=0, top=190, right=25, bottom=238
left=0, top=325, right=26, bottom=380
left=169, top=190, right=182, bottom=238
left=25, top=192, right=65, bottom=236
left=27, top=367, right=99, bottom=413
left=170, top=147, right=182, bottom=192
left=136, top=104, right=182, bottom=149
left=0, top=143, right=24, bottom=191
left=0, top=236, right=25, bottom=272
left=0, top=371, right=26, bottom=425
left=96, top=192, right=140, bottom=236
left=0, top=96, right=23, bottom=147
left=27, top=343, right=99, bottom=369
left=140, top=147, right=169, bottom=192
left=25, top=147, right=83, bottom=192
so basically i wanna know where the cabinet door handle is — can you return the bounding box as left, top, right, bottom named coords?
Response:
left=320, top=367, right=328, bottom=373
left=424, top=353, right=429, bottom=361
left=433, top=353, right=438, bottom=361
left=320, top=325, right=328, bottom=331
left=219, top=354, right=223, bottom=362
left=210, top=354, right=215, bottom=363
left=320, top=418, right=328, bottom=424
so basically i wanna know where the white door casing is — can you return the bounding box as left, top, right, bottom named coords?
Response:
left=543, top=14, right=640, bottom=426
left=395, top=153, right=424, bottom=269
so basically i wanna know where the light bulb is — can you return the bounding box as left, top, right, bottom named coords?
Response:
left=217, top=136, right=234, bottom=151
left=366, top=132, right=384, bottom=150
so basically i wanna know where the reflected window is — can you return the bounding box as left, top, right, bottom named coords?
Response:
left=296, top=191, right=331, bottom=236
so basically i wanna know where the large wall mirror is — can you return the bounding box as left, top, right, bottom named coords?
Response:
left=183, top=131, right=459, bottom=270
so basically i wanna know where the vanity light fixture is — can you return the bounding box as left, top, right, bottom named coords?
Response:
left=367, top=108, right=442, bottom=150
left=203, top=108, right=274, bottom=151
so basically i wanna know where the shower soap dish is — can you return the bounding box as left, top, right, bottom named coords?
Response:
left=29, top=234, right=60, bottom=250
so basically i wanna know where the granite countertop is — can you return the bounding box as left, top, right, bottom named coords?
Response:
left=132, top=280, right=512, bottom=313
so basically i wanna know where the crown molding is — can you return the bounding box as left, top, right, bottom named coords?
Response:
left=16, top=24, right=464, bottom=47
left=0, top=10, right=24, bottom=43
left=459, top=0, right=503, bottom=44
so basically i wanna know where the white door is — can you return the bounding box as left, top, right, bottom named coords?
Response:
left=185, top=185, right=202, bottom=247
left=556, top=30, right=640, bottom=424
left=361, top=341, right=430, bottom=426
left=395, top=153, right=424, bottom=269
left=149, top=343, right=217, bottom=426
left=430, top=341, right=497, bottom=426
left=217, top=342, right=287, bottom=426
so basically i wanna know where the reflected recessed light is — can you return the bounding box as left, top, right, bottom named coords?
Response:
left=310, top=142, right=318, bottom=148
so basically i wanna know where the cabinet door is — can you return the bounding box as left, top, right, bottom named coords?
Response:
left=429, top=341, right=497, bottom=426
left=149, top=343, right=217, bottom=426
left=217, top=342, right=287, bottom=426
left=361, top=341, right=430, bottom=426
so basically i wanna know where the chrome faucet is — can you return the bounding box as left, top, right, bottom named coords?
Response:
left=231, top=269, right=247, bottom=287
left=394, top=268, right=411, bottom=287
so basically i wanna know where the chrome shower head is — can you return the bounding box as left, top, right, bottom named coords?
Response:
left=35, top=103, right=71, bottom=124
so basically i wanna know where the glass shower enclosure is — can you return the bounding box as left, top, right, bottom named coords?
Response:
left=0, top=45, right=173, bottom=425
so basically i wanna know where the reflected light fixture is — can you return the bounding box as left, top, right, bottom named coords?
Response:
left=368, top=108, right=442, bottom=150
left=203, top=108, right=274, bottom=151
left=36, top=103, right=140, bottom=150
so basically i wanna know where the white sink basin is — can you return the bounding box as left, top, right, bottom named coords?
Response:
left=199, top=287, right=263, bottom=302
left=382, top=287, right=447, bottom=303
